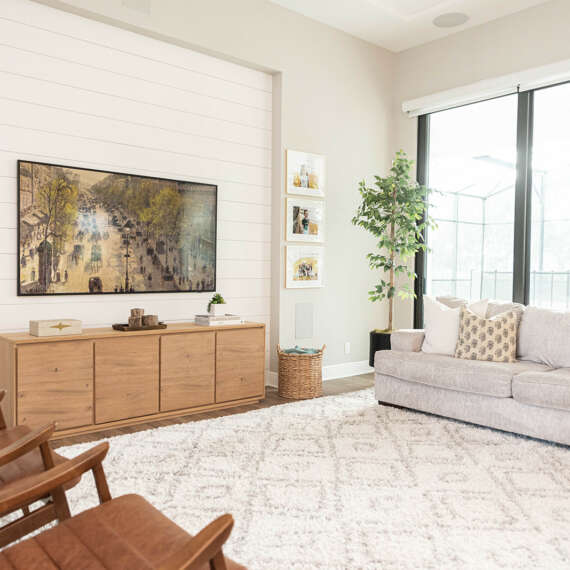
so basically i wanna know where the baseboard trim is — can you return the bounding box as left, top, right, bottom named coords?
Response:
left=265, top=360, right=373, bottom=388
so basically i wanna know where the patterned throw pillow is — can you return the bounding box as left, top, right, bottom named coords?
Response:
left=455, top=306, right=519, bottom=363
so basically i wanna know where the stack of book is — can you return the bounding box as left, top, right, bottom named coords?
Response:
left=194, top=314, right=244, bottom=326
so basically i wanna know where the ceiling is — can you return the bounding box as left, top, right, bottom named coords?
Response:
left=268, top=0, right=553, bottom=52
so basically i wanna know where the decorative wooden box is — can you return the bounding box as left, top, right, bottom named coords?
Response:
left=29, top=319, right=83, bottom=337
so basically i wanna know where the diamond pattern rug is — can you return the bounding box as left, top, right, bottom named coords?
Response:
left=60, top=388, right=570, bottom=569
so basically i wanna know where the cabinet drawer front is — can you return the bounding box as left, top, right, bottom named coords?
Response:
left=17, top=341, right=93, bottom=430
left=216, top=328, right=265, bottom=403
left=160, top=332, right=215, bottom=412
left=95, top=336, right=159, bottom=424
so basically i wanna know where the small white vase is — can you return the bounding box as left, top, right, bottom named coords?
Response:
left=209, top=304, right=227, bottom=316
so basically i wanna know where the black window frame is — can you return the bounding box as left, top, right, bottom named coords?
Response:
left=413, top=85, right=563, bottom=326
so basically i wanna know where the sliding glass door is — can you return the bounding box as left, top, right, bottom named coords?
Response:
left=425, top=96, right=518, bottom=301
left=530, top=83, right=570, bottom=309
left=416, top=81, right=570, bottom=321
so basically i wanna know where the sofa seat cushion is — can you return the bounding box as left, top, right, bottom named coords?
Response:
left=513, top=368, right=570, bottom=411
left=0, top=494, right=244, bottom=570
left=374, top=351, right=549, bottom=398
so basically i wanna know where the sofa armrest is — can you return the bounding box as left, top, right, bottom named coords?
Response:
left=390, top=329, right=424, bottom=352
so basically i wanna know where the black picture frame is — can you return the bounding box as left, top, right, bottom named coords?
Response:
left=17, top=160, right=217, bottom=296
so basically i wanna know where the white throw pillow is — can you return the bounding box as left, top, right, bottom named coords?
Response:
left=422, top=296, right=488, bottom=356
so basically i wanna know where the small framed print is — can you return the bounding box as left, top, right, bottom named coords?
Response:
left=286, top=150, right=325, bottom=197
left=286, top=198, right=324, bottom=243
left=286, top=245, right=324, bottom=288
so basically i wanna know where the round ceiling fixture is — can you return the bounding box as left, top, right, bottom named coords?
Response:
left=433, top=12, right=470, bottom=28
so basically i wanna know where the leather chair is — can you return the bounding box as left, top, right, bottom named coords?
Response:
left=0, top=442, right=245, bottom=569
left=0, top=391, right=79, bottom=547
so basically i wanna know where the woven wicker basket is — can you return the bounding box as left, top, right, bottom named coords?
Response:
left=277, top=344, right=325, bottom=400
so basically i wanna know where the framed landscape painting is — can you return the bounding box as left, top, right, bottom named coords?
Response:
left=18, top=160, right=217, bottom=296
left=286, top=150, right=325, bottom=197
left=286, top=245, right=324, bottom=288
left=285, top=197, right=324, bottom=242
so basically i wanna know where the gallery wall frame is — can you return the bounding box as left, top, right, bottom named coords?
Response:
left=17, top=160, right=218, bottom=297
left=286, top=150, right=326, bottom=198
left=285, top=245, right=324, bottom=289
left=285, top=197, right=325, bottom=243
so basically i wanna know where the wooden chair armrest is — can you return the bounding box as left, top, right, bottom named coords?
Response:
left=0, top=423, right=56, bottom=467
left=159, top=514, right=234, bottom=570
left=0, top=442, right=109, bottom=516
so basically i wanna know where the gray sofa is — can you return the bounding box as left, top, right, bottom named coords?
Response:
left=374, top=304, right=570, bottom=446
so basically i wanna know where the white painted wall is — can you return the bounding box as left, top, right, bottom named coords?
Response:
left=0, top=0, right=272, bottom=370
left=34, top=0, right=395, bottom=375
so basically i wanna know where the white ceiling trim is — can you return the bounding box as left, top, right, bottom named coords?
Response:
left=402, top=58, right=570, bottom=117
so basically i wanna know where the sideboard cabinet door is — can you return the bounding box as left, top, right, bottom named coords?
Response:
left=160, top=332, right=215, bottom=412
left=17, top=340, right=93, bottom=430
left=95, top=336, right=159, bottom=424
left=216, top=328, right=264, bottom=403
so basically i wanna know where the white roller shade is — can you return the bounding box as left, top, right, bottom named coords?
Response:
left=402, top=58, right=570, bottom=117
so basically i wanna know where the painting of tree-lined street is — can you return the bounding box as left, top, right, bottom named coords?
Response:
left=18, top=161, right=217, bottom=295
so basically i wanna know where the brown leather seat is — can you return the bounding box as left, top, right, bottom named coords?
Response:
left=0, top=425, right=76, bottom=489
left=0, top=494, right=245, bottom=569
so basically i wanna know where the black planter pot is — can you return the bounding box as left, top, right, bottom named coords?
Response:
left=369, top=331, right=391, bottom=367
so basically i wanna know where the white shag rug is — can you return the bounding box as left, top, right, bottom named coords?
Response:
left=58, top=388, right=570, bottom=570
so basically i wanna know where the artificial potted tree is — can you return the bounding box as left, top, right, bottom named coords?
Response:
left=352, top=151, right=434, bottom=366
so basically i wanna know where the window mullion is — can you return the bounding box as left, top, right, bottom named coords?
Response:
left=513, top=91, right=534, bottom=305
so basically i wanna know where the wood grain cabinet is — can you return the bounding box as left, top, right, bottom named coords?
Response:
left=17, top=340, right=93, bottom=430
left=160, top=332, right=215, bottom=412
left=0, top=322, right=265, bottom=439
left=216, top=328, right=265, bottom=403
left=95, top=336, right=159, bottom=424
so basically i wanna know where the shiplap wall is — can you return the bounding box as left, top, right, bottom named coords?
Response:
left=0, top=0, right=272, bottom=367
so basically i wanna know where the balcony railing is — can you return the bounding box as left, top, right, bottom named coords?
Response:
left=430, top=270, right=570, bottom=309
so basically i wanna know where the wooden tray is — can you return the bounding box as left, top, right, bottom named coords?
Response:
left=112, top=322, right=167, bottom=332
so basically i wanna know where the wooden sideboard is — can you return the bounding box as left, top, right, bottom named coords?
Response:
left=0, top=322, right=265, bottom=439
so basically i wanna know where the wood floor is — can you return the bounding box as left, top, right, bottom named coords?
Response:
left=53, top=373, right=375, bottom=448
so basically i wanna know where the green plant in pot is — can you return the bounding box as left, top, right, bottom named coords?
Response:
left=208, top=293, right=227, bottom=316
left=352, top=151, right=435, bottom=365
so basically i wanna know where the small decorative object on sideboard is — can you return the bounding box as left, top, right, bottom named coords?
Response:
left=195, top=314, right=244, bottom=326
left=207, top=293, right=227, bottom=316
left=113, top=308, right=166, bottom=331
left=29, top=319, right=82, bottom=337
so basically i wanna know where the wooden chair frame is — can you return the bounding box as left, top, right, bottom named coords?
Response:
left=0, top=441, right=234, bottom=569
left=0, top=390, right=72, bottom=547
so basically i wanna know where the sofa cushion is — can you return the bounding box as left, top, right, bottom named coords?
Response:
left=390, top=329, right=424, bottom=352
left=422, top=296, right=488, bottom=356
left=455, top=306, right=519, bottom=363
left=374, top=350, right=549, bottom=398
left=518, top=306, right=570, bottom=367
left=513, top=368, right=570, bottom=412
left=486, top=300, right=525, bottom=319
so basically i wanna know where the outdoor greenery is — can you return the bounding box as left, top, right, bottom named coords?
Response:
left=352, top=151, right=435, bottom=331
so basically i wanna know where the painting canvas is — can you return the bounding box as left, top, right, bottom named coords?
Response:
left=286, top=245, right=324, bottom=288
left=18, top=161, right=217, bottom=295
left=286, top=150, right=325, bottom=197
left=286, top=198, right=324, bottom=242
